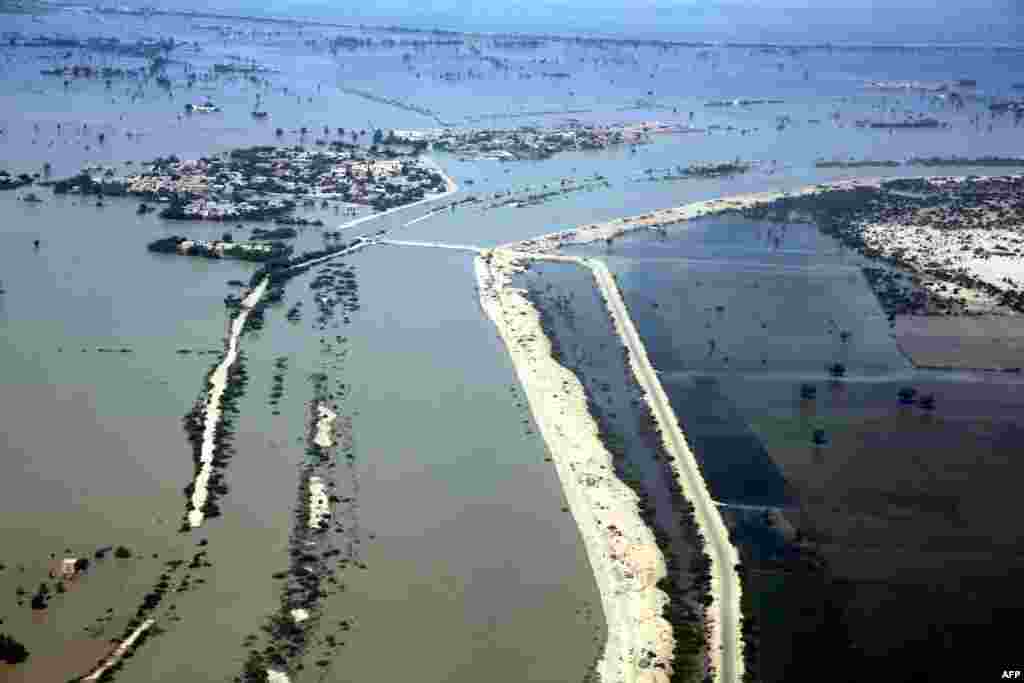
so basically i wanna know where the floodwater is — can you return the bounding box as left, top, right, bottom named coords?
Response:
left=567, top=213, right=1024, bottom=680
left=3, top=7, right=1024, bottom=682
left=0, top=190, right=603, bottom=682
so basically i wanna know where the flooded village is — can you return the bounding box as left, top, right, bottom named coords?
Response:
left=2, top=3, right=1024, bottom=683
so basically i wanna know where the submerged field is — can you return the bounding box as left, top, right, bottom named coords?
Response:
left=566, top=211, right=1024, bottom=681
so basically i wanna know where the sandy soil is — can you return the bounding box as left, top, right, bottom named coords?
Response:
left=862, top=221, right=1024, bottom=298
left=82, top=618, right=156, bottom=681
left=504, top=180, right=880, bottom=253
left=189, top=277, right=269, bottom=528
left=492, top=249, right=744, bottom=681
left=308, top=475, right=330, bottom=531
left=476, top=250, right=674, bottom=683
left=313, top=402, right=337, bottom=448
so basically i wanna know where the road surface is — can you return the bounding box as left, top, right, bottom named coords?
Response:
left=588, top=257, right=743, bottom=683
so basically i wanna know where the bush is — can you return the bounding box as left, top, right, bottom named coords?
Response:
left=0, top=632, right=30, bottom=664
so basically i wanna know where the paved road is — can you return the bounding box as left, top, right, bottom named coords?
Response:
left=588, top=258, right=743, bottom=683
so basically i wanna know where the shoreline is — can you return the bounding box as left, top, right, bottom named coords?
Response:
left=475, top=250, right=674, bottom=682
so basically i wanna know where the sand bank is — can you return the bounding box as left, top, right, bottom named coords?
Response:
left=308, top=475, right=331, bottom=530
left=475, top=250, right=674, bottom=683
left=82, top=618, right=156, bottom=682
left=188, top=277, right=269, bottom=528
left=505, top=180, right=880, bottom=253
left=313, top=403, right=337, bottom=448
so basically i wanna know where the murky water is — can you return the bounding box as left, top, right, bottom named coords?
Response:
left=566, top=213, right=1024, bottom=680
left=0, top=185, right=602, bottom=682
left=3, top=9, right=1024, bottom=682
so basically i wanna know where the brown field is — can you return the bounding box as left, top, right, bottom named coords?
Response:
left=893, top=314, right=1024, bottom=370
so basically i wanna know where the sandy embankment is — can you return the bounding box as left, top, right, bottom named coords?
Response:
left=308, top=476, right=331, bottom=531
left=313, top=402, right=337, bottom=448
left=473, top=186, right=853, bottom=680
left=475, top=250, right=674, bottom=683
left=82, top=618, right=156, bottom=682
left=505, top=180, right=880, bottom=253
left=186, top=182, right=447, bottom=530
left=587, top=258, right=741, bottom=682
left=308, top=403, right=336, bottom=531
left=266, top=669, right=292, bottom=683
left=491, top=248, right=744, bottom=680
left=188, top=278, right=269, bottom=529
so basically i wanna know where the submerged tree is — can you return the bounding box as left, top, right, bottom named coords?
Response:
left=0, top=633, right=29, bottom=664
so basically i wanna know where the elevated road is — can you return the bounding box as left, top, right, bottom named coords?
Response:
left=586, top=257, right=743, bottom=683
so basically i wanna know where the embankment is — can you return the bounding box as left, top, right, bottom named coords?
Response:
left=186, top=278, right=269, bottom=529
left=475, top=249, right=674, bottom=683
left=478, top=245, right=747, bottom=682
left=505, top=180, right=879, bottom=254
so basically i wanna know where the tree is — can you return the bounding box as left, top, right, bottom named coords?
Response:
left=372, top=128, right=384, bottom=145
left=0, top=633, right=29, bottom=664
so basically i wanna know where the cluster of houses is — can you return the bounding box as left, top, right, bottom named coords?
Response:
left=55, top=144, right=448, bottom=220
